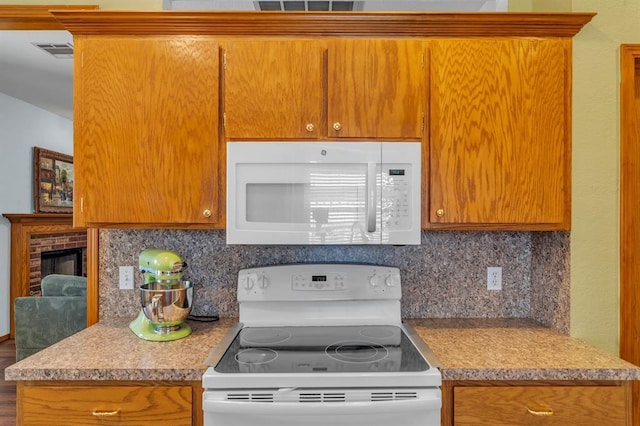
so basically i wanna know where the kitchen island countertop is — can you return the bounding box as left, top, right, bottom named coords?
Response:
left=6, top=317, right=640, bottom=382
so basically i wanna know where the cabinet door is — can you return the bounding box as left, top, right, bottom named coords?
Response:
left=223, top=39, right=324, bottom=139
left=74, top=36, right=220, bottom=227
left=428, top=38, right=569, bottom=229
left=328, top=39, right=425, bottom=138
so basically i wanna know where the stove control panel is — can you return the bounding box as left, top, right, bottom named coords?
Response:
left=292, top=272, right=346, bottom=291
left=237, top=264, right=402, bottom=301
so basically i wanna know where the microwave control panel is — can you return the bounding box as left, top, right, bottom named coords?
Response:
left=381, top=165, right=412, bottom=230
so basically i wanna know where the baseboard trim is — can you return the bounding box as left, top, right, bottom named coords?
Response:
left=0, top=334, right=9, bottom=343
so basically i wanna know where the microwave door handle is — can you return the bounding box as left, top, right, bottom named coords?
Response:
left=366, top=162, right=377, bottom=233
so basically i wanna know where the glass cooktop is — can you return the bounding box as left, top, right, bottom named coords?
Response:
left=214, top=325, right=430, bottom=374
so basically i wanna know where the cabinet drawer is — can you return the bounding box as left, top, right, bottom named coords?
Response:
left=454, top=386, right=627, bottom=425
left=21, top=385, right=192, bottom=425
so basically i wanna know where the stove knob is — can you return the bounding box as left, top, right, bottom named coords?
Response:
left=258, top=274, right=270, bottom=289
left=384, top=274, right=399, bottom=287
left=368, top=273, right=379, bottom=287
left=243, top=275, right=256, bottom=290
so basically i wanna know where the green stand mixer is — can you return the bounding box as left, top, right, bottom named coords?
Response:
left=129, top=248, right=194, bottom=341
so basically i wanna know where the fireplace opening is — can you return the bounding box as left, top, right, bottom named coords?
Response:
left=40, top=247, right=84, bottom=279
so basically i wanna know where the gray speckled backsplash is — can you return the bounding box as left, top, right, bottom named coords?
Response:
left=99, top=230, right=570, bottom=332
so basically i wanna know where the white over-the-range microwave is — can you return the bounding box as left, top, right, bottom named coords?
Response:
left=226, top=141, right=421, bottom=245
left=227, top=141, right=421, bottom=245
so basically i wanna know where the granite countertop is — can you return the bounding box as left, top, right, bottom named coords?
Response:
left=405, top=318, right=640, bottom=381
left=5, top=317, right=237, bottom=381
left=6, top=317, right=640, bottom=382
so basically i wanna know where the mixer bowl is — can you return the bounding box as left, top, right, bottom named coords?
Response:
left=140, top=280, right=194, bottom=333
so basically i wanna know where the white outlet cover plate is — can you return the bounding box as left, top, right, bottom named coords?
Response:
left=487, top=266, right=502, bottom=291
left=119, top=265, right=135, bottom=290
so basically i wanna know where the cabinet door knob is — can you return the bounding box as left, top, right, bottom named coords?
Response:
left=203, top=209, right=212, bottom=218
left=333, top=122, right=342, bottom=131
left=436, top=208, right=445, bottom=217
left=305, top=123, right=315, bottom=132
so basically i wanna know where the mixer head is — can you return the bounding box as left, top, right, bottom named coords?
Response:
left=138, top=248, right=187, bottom=285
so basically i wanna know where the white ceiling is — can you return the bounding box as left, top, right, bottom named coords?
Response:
left=0, top=1, right=506, bottom=121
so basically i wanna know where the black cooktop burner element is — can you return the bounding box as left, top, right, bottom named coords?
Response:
left=359, top=327, right=398, bottom=340
left=214, top=325, right=430, bottom=374
left=240, top=329, right=292, bottom=346
left=235, top=348, right=279, bottom=365
left=325, top=341, right=389, bottom=364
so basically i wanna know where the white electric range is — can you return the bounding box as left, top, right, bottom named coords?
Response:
left=203, top=264, right=442, bottom=426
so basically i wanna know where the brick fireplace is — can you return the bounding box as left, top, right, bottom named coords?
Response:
left=29, top=232, right=87, bottom=295
left=3, top=213, right=87, bottom=337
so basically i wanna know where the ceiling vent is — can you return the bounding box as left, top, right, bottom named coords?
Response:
left=32, top=43, right=74, bottom=59
left=256, top=1, right=362, bottom=11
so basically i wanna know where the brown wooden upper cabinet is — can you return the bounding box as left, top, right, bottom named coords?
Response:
left=425, top=38, right=571, bottom=230
left=222, top=38, right=426, bottom=140
left=54, top=11, right=593, bottom=230
left=73, top=36, right=222, bottom=228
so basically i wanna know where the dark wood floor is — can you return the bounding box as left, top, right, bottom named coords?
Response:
left=0, top=339, right=16, bottom=426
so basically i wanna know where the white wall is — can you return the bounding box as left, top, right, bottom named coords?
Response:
left=0, top=92, right=73, bottom=336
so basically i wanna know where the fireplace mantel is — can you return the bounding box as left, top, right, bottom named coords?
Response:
left=3, top=213, right=86, bottom=338
left=4, top=213, right=73, bottom=224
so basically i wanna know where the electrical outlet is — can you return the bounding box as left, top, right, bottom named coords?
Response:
left=487, top=266, right=502, bottom=291
left=119, top=266, right=134, bottom=290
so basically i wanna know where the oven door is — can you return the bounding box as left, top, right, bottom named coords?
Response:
left=203, top=388, right=441, bottom=426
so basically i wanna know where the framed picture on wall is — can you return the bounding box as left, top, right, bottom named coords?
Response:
left=33, top=147, right=74, bottom=213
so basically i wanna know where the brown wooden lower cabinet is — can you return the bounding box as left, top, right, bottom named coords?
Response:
left=17, top=380, right=203, bottom=426
left=442, top=380, right=632, bottom=426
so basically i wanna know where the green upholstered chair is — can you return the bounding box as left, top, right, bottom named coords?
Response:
left=14, top=274, right=87, bottom=361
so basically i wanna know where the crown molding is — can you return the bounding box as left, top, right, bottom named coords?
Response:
left=51, top=11, right=595, bottom=37
left=0, top=5, right=98, bottom=30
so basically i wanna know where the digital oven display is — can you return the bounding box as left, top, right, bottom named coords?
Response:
left=312, top=275, right=327, bottom=282
left=389, top=169, right=405, bottom=176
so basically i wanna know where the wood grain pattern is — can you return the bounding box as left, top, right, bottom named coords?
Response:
left=454, top=385, right=628, bottom=425
left=428, top=38, right=570, bottom=229
left=224, top=38, right=425, bottom=140
left=74, top=36, right=221, bottom=227
left=441, top=380, right=453, bottom=426
left=51, top=11, right=595, bottom=37
left=0, top=5, right=98, bottom=30
left=86, top=228, right=99, bottom=326
left=327, top=38, right=425, bottom=138
left=223, top=38, right=324, bottom=139
left=619, top=44, right=640, bottom=426
left=21, top=384, right=192, bottom=425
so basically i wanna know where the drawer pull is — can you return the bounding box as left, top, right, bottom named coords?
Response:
left=526, top=406, right=554, bottom=417
left=92, top=408, right=121, bottom=417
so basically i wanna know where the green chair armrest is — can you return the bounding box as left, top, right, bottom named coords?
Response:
left=14, top=295, right=87, bottom=361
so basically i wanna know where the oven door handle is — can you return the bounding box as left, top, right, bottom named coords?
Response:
left=203, top=395, right=441, bottom=415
